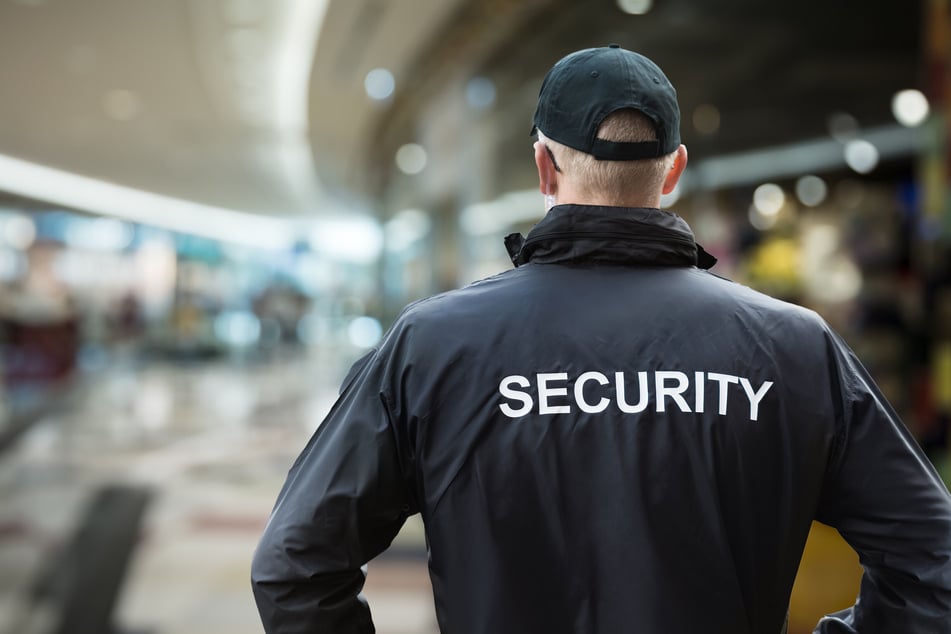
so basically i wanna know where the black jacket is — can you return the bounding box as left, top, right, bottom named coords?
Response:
left=252, top=204, right=951, bottom=634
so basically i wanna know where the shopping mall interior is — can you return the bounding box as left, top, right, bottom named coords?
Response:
left=0, top=0, right=949, bottom=632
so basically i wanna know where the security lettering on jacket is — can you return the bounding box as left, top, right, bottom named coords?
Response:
left=252, top=204, right=951, bottom=634
left=498, top=370, right=773, bottom=421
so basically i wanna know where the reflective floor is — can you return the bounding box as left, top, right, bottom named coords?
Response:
left=0, top=347, right=438, bottom=634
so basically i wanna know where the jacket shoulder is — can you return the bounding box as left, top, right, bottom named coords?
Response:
left=392, top=269, right=521, bottom=325
left=695, top=268, right=828, bottom=325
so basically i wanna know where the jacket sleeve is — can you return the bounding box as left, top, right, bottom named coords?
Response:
left=814, top=328, right=951, bottom=634
left=251, top=349, right=417, bottom=634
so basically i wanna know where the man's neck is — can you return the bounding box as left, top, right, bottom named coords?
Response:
left=557, top=196, right=662, bottom=209
left=553, top=181, right=662, bottom=209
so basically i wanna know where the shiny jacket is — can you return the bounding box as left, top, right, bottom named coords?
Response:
left=252, top=204, right=951, bottom=634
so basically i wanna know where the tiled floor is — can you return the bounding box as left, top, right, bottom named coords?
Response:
left=0, top=347, right=438, bottom=634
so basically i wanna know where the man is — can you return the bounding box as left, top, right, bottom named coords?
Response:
left=252, top=45, right=951, bottom=633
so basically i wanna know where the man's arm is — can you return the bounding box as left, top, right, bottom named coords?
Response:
left=251, top=350, right=416, bottom=634
left=814, top=329, right=951, bottom=633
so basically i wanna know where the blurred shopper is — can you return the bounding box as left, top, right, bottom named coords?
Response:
left=252, top=46, right=951, bottom=633
left=0, top=276, right=79, bottom=387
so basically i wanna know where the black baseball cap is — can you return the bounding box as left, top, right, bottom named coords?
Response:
left=531, top=44, right=681, bottom=161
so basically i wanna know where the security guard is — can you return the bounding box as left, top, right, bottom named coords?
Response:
left=252, top=46, right=951, bottom=633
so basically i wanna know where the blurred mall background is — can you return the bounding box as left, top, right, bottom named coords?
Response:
left=0, top=0, right=949, bottom=632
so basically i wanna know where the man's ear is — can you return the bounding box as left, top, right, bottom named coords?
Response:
left=662, top=144, right=688, bottom=195
left=534, top=141, right=559, bottom=196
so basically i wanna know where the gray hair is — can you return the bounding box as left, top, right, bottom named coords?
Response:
left=539, top=109, right=675, bottom=204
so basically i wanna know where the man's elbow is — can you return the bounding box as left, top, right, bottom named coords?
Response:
left=250, top=534, right=284, bottom=608
left=250, top=542, right=268, bottom=593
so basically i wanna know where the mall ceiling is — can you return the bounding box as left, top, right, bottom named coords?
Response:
left=0, top=0, right=925, bottom=231
left=359, top=0, right=924, bottom=195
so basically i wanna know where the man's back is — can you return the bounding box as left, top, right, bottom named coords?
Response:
left=394, top=214, right=830, bottom=632
left=252, top=44, right=951, bottom=633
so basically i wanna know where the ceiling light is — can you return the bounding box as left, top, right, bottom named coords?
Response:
left=794, top=175, right=828, bottom=207
left=617, top=0, right=653, bottom=14
left=0, top=152, right=297, bottom=249
left=269, top=0, right=330, bottom=210
left=395, top=144, right=427, bottom=175
left=892, top=89, right=930, bottom=128
left=753, top=183, right=785, bottom=216
left=843, top=140, right=879, bottom=174
left=365, top=68, right=396, bottom=101
left=466, top=77, right=496, bottom=111
left=272, top=0, right=328, bottom=130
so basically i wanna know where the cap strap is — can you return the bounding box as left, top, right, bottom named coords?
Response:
left=590, top=138, right=662, bottom=161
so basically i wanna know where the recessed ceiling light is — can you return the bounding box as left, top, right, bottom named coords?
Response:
left=616, top=0, right=652, bottom=14
left=892, top=89, right=930, bottom=128
left=395, top=144, right=427, bottom=175
left=365, top=68, right=395, bottom=101
left=466, top=77, right=496, bottom=111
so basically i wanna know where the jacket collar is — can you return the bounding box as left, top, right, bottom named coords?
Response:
left=504, top=204, right=716, bottom=269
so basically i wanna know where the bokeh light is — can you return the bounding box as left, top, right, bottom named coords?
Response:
left=844, top=140, right=879, bottom=174
left=753, top=183, right=786, bottom=216
left=364, top=68, right=395, bottom=101
left=616, top=0, right=653, bottom=14
left=795, top=175, right=828, bottom=207
left=827, top=112, right=859, bottom=142
left=348, top=316, right=383, bottom=348
left=1, top=214, right=36, bottom=250
left=466, top=77, right=496, bottom=111
left=892, top=89, right=930, bottom=127
left=395, top=143, right=428, bottom=175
